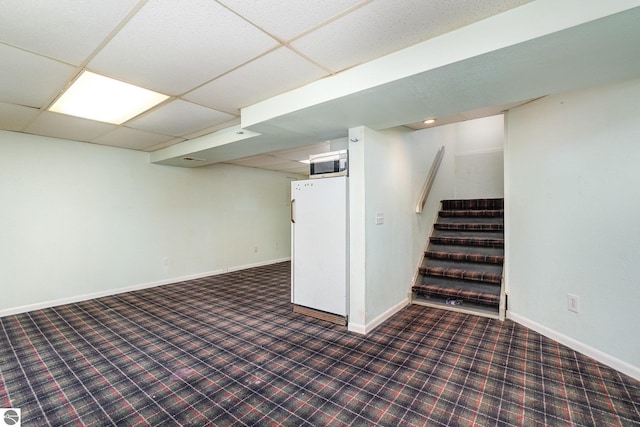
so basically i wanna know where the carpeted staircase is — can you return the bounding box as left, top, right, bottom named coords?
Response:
left=412, top=198, right=505, bottom=319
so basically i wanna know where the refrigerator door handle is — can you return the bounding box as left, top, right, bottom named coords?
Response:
left=290, top=199, right=295, bottom=223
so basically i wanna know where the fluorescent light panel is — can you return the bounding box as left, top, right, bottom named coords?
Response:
left=49, top=71, right=169, bottom=125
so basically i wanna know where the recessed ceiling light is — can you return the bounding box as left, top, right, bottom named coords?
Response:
left=423, top=119, right=436, bottom=125
left=49, top=71, right=169, bottom=125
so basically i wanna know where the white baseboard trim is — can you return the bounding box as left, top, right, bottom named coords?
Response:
left=226, top=257, right=290, bottom=272
left=0, top=258, right=291, bottom=319
left=508, top=311, right=640, bottom=381
left=348, top=297, right=410, bottom=335
left=348, top=322, right=366, bottom=335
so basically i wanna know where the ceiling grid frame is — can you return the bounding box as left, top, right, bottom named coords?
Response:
left=1, top=0, right=638, bottom=171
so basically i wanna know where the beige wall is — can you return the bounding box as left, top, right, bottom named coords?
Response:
left=505, top=78, right=640, bottom=378
left=0, top=130, right=296, bottom=315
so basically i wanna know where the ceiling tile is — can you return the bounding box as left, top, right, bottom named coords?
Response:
left=292, top=0, right=533, bottom=72
left=184, top=47, right=328, bottom=112
left=92, top=126, right=177, bottom=151
left=1, top=0, right=631, bottom=175
left=0, top=0, right=140, bottom=65
left=0, top=103, right=39, bottom=131
left=25, top=111, right=117, bottom=142
left=182, top=117, right=241, bottom=139
left=127, top=100, right=236, bottom=137
left=277, top=164, right=310, bottom=175
left=89, top=0, right=278, bottom=95
left=226, top=140, right=331, bottom=169
left=142, top=138, right=186, bottom=153
left=226, top=156, right=308, bottom=175
left=261, top=160, right=307, bottom=171
left=230, top=155, right=292, bottom=168
left=218, top=0, right=364, bottom=40
left=0, top=44, right=75, bottom=108
left=270, top=141, right=331, bottom=161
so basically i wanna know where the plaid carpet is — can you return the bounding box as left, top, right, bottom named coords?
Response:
left=1, top=262, right=638, bottom=426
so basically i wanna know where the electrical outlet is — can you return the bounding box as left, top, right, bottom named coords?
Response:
left=567, top=294, right=580, bottom=313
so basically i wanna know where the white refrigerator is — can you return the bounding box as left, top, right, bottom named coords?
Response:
left=291, top=176, right=348, bottom=321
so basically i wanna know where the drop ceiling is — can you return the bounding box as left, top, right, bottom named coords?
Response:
left=2, top=1, right=639, bottom=172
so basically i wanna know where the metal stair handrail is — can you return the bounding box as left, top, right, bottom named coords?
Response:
left=415, top=145, right=445, bottom=214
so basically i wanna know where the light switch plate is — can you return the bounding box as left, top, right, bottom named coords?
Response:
left=567, top=293, right=580, bottom=313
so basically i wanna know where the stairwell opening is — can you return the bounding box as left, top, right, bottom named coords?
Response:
left=412, top=198, right=505, bottom=319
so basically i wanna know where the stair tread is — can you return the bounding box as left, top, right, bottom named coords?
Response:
left=437, top=216, right=504, bottom=224
left=428, top=244, right=504, bottom=256
left=423, top=258, right=503, bottom=274
left=419, top=266, right=502, bottom=284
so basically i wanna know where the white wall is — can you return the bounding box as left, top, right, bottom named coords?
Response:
left=455, top=115, right=504, bottom=199
left=347, top=116, right=504, bottom=332
left=0, top=131, right=295, bottom=315
left=505, top=79, right=640, bottom=378
left=348, top=124, right=457, bottom=332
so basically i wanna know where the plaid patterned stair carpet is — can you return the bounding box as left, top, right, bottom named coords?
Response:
left=0, top=263, right=640, bottom=427
left=1, top=262, right=639, bottom=426
left=413, top=198, right=505, bottom=313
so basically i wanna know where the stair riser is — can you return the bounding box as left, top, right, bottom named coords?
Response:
left=419, top=269, right=502, bottom=284
left=412, top=297, right=500, bottom=318
left=441, top=199, right=504, bottom=211
left=440, top=210, right=503, bottom=218
left=430, top=237, right=504, bottom=248
left=425, top=251, right=504, bottom=265
left=421, top=258, right=502, bottom=276
left=412, top=285, right=500, bottom=306
left=432, top=230, right=504, bottom=240
left=434, top=223, right=504, bottom=232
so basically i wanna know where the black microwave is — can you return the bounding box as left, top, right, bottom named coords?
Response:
left=309, top=150, right=348, bottom=178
